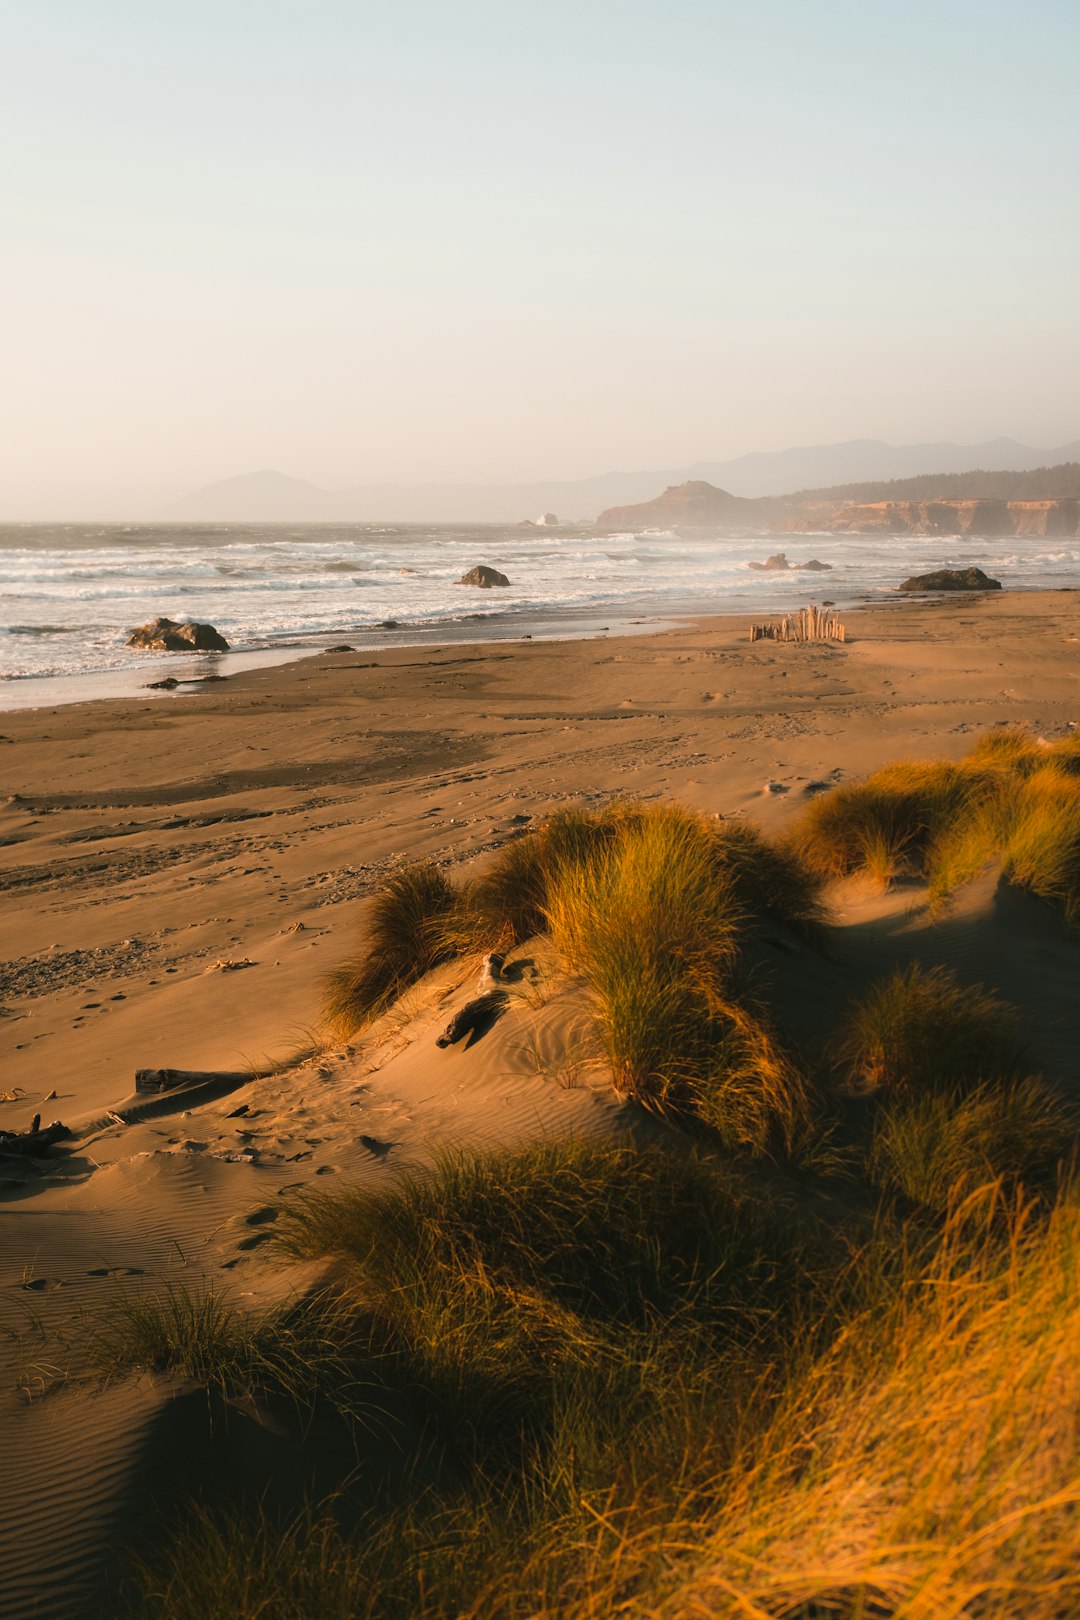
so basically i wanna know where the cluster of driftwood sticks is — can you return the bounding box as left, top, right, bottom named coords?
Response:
left=749, top=604, right=846, bottom=643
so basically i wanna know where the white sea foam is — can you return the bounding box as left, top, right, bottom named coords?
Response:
left=0, top=519, right=1077, bottom=694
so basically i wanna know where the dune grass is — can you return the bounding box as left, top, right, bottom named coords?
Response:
left=790, top=758, right=979, bottom=885
left=452, top=805, right=624, bottom=951
left=789, top=726, right=1080, bottom=931
left=122, top=744, right=1080, bottom=1615
left=315, top=801, right=824, bottom=1157
left=833, top=962, right=1024, bottom=1096
left=322, top=862, right=459, bottom=1034
left=131, top=1158, right=1080, bottom=1619
left=629, top=1185, right=1080, bottom=1620
left=867, top=1075, right=1077, bottom=1210
left=132, top=1138, right=847, bottom=1618
left=707, top=815, right=827, bottom=938
left=999, top=765, right=1080, bottom=928
left=277, top=1140, right=826, bottom=1436
left=539, top=805, right=815, bottom=1150
left=87, top=1283, right=263, bottom=1392
left=84, top=1281, right=380, bottom=1425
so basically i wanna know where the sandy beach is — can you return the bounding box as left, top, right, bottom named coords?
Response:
left=3, top=587, right=1080, bottom=1616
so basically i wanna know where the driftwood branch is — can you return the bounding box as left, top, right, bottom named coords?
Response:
left=0, top=1118, right=72, bottom=1158
left=135, top=1067, right=252, bottom=1095
left=436, top=990, right=506, bottom=1048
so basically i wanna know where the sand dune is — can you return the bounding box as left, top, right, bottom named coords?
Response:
left=3, top=590, right=1080, bottom=1615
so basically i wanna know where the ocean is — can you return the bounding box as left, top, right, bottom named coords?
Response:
left=2, top=520, right=1078, bottom=709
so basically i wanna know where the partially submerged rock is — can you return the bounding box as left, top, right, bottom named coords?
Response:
left=749, top=552, right=833, bottom=573
left=898, top=567, right=1002, bottom=593
left=127, top=617, right=230, bottom=651
left=459, top=565, right=510, bottom=588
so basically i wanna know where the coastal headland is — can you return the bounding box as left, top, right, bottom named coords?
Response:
left=596, top=478, right=1080, bottom=535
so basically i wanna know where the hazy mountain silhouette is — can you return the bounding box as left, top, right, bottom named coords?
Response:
left=164, top=470, right=337, bottom=521
left=164, top=438, right=1080, bottom=522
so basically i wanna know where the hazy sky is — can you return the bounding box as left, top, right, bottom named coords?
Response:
left=3, top=0, right=1078, bottom=514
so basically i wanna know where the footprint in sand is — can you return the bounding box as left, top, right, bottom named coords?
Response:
left=244, top=1206, right=279, bottom=1227
left=85, top=1266, right=146, bottom=1279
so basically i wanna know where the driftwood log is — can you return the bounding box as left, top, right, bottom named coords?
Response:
left=750, top=604, right=846, bottom=644
left=0, top=1117, right=72, bottom=1158
left=135, top=1068, right=252, bottom=1095
left=436, top=990, right=506, bottom=1048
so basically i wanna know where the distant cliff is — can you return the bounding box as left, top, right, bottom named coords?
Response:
left=597, top=481, right=1080, bottom=537
left=785, top=498, right=1080, bottom=537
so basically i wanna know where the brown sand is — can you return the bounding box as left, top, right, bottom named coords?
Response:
left=2, top=589, right=1080, bottom=1616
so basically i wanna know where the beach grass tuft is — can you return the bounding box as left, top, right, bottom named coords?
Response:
left=833, top=962, right=1024, bottom=1096
left=132, top=1165, right=1080, bottom=1619
left=123, top=742, right=1080, bottom=1617
left=321, top=861, right=459, bottom=1034
left=867, top=1075, right=1077, bottom=1209
left=999, top=765, right=1080, bottom=928
left=790, top=759, right=976, bottom=884
left=788, top=727, right=1080, bottom=929
left=86, top=1283, right=268, bottom=1395
left=451, top=805, right=622, bottom=951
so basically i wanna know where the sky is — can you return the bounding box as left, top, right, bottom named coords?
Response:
left=2, top=0, right=1078, bottom=515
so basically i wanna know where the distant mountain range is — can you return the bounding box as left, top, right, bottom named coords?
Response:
left=164, top=438, right=1080, bottom=523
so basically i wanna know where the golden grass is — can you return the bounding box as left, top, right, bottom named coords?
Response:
left=321, top=861, right=459, bottom=1035
left=868, top=1076, right=1076, bottom=1209
left=708, top=816, right=827, bottom=938
left=142, top=760, right=1076, bottom=1614
left=625, top=1186, right=1080, bottom=1620
left=452, top=805, right=623, bottom=951
left=833, top=963, right=1024, bottom=1096
left=134, top=1175, right=1080, bottom=1620
left=790, top=759, right=978, bottom=885
left=542, top=805, right=814, bottom=1151
left=1000, top=766, right=1080, bottom=928
left=791, top=727, right=1080, bottom=929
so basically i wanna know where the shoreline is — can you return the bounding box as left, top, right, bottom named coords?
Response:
left=0, top=604, right=685, bottom=714
left=0, top=576, right=1056, bottom=715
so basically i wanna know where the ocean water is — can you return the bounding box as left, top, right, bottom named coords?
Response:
left=2, top=520, right=1078, bottom=707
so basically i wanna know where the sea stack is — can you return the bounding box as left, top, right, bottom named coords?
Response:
left=459, top=565, right=511, bottom=588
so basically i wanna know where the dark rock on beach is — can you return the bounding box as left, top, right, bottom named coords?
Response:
left=127, top=617, right=230, bottom=651
left=324, top=644, right=355, bottom=653
left=898, top=567, right=1002, bottom=593
left=459, top=565, right=510, bottom=588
